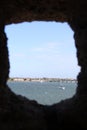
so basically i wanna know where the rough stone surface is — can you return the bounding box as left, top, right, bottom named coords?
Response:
left=0, top=0, right=87, bottom=24
left=0, top=0, right=87, bottom=129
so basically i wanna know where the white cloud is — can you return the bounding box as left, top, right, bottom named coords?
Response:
left=31, top=42, right=61, bottom=55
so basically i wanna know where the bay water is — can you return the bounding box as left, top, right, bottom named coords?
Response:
left=7, top=81, right=77, bottom=105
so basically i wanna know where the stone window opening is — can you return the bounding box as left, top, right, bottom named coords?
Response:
left=0, top=1, right=87, bottom=129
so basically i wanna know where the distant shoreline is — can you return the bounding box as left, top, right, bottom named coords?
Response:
left=8, top=77, right=77, bottom=83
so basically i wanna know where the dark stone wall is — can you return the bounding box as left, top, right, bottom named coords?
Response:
left=0, top=0, right=87, bottom=129
left=69, top=19, right=87, bottom=96
left=0, top=17, right=9, bottom=86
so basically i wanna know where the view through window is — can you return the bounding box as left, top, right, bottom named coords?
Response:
left=5, top=22, right=80, bottom=105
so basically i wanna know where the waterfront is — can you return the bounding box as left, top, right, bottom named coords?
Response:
left=8, top=77, right=77, bottom=83
left=7, top=81, right=77, bottom=105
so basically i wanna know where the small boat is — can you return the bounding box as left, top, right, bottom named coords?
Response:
left=40, top=80, right=44, bottom=83
left=58, top=86, right=65, bottom=90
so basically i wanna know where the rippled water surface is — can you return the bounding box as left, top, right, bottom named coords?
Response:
left=8, top=81, right=77, bottom=105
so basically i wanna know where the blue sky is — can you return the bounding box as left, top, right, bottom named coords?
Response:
left=5, top=22, right=80, bottom=79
